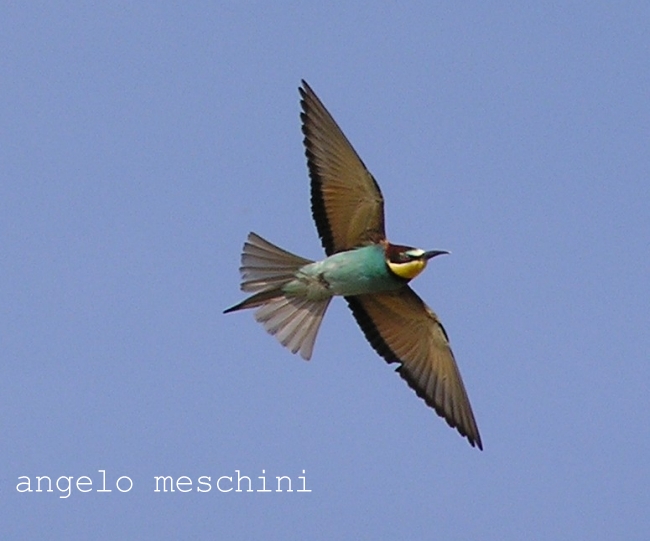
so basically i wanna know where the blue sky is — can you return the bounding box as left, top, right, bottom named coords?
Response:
left=1, top=2, right=648, bottom=539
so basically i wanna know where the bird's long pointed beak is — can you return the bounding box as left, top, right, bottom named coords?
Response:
left=423, top=249, right=450, bottom=260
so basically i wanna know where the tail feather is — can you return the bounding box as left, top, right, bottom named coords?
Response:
left=223, top=288, right=282, bottom=313
left=255, top=296, right=331, bottom=360
left=225, top=232, right=329, bottom=359
left=240, top=232, right=312, bottom=293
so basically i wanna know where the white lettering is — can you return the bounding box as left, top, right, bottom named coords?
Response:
left=235, top=470, right=253, bottom=492
left=197, top=476, right=212, bottom=493
left=76, top=476, right=93, bottom=493
left=116, top=476, right=133, bottom=493
left=276, top=475, right=292, bottom=492
left=16, top=476, right=32, bottom=493
left=176, top=476, right=192, bottom=493
left=297, top=470, right=311, bottom=492
left=154, top=476, right=174, bottom=492
left=97, top=469, right=111, bottom=493
left=56, top=476, right=73, bottom=499
left=258, top=469, right=271, bottom=493
left=217, top=476, right=232, bottom=492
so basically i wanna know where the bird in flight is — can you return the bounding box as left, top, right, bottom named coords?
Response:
left=225, top=81, right=482, bottom=449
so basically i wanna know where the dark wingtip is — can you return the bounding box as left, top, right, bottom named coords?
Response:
left=299, top=80, right=310, bottom=101
left=299, top=81, right=336, bottom=255
left=464, top=426, right=483, bottom=450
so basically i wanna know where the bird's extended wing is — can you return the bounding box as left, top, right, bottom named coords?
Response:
left=300, top=80, right=385, bottom=255
left=346, top=288, right=482, bottom=449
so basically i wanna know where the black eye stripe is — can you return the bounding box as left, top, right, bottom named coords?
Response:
left=386, top=244, right=423, bottom=263
left=395, top=253, right=415, bottom=263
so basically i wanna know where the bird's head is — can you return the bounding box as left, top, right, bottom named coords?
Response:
left=385, top=243, right=449, bottom=281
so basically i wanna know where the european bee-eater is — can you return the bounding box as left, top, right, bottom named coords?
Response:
left=225, top=81, right=482, bottom=449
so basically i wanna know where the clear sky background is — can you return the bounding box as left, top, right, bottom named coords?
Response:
left=2, top=3, right=648, bottom=539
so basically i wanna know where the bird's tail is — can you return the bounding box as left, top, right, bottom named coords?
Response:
left=224, top=232, right=331, bottom=360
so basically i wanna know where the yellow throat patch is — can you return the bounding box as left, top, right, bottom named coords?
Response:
left=387, top=258, right=427, bottom=280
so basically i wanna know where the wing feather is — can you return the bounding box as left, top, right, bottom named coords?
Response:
left=346, top=288, right=482, bottom=449
left=300, top=81, right=386, bottom=254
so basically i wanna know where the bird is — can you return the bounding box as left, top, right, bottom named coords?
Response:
left=224, top=80, right=482, bottom=450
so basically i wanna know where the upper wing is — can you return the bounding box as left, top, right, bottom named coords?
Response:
left=346, top=287, right=482, bottom=449
left=300, top=80, right=386, bottom=255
